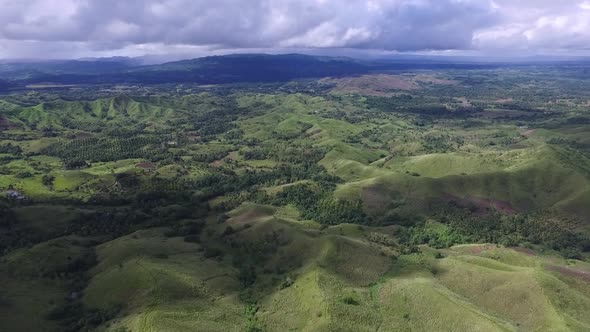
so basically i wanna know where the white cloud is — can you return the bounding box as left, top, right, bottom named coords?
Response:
left=474, top=0, right=590, bottom=52
left=0, top=0, right=588, bottom=58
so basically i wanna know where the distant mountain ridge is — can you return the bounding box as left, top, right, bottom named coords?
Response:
left=0, top=58, right=141, bottom=81
left=4, top=53, right=588, bottom=88
left=0, top=79, right=10, bottom=92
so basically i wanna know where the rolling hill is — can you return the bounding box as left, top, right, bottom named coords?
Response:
left=1, top=58, right=590, bottom=332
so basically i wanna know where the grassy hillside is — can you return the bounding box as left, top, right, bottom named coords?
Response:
left=6, top=96, right=180, bottom=131
left=4, top=211, right=589, bottom=332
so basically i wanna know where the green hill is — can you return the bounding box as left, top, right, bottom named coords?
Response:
left=6, top=96, right=179, bottom=130
left=3, top=210, right=590, bottom=332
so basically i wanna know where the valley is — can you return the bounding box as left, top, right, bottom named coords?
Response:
left=1, top=57, right=590, bottom=331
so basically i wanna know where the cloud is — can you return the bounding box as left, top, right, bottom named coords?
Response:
left=473, top=0, right=590, bottom=53
left=0, top=0, right=588, bottom=58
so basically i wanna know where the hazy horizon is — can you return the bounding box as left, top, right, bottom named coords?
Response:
left=3, top=50, right=590, bottom=66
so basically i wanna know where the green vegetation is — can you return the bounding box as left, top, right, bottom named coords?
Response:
left=1, top=66, right=590, bottom=331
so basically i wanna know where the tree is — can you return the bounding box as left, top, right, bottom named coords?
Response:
left=42, top=174, right=56, bottom=187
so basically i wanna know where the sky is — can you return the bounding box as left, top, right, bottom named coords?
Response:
left=0, top=0, right=590, bottom=60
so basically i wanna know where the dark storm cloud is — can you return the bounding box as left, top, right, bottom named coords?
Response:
left=0, top=0, right=589, bottom=58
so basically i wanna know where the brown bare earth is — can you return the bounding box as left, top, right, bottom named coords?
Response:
left=75, top=132, right=93, bottom=139
left=413, top=74, right=458, bottom=85
left=468, top=244, right=499, bottom=254
left=186, top=131, right=202, bottom=142
left=455, top=97, right=472, bottom=107
left=495, top=98, right=514, bottom=103
left=135, top=162, right=155, bottom=170
left=471, top=196, right=516, bottom=214
left=324, top=74, right=420, bottom=96
left=228, top=209, right=272, bottom=224
left=323, top=73, right=459, bottom=96
left=306, top=128, right=322, bottom=136
left=208, top=160, right=224, bottom=168
left=361, top=186, right=391, bottom=211
left=0, top=115, right=10, bottom=129
left=523, top=129, right=536, bottom=137
left=25, top=84, right=77, bottom=89
left=0, top=115, right=18, bottom=130
left=444, top=193, right=517, bottom=215
left=512, top=247, right=537, bottom=256
left=476, top=110, right=535, bottom=119
left=547, top=265, right=590, bottom=283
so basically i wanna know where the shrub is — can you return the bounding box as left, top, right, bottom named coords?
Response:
left=203, top=247, right=224, bottom=259
left=217, top=213, right=229, bottom=223
left=183, top=235, right=200, bottom=243
left=42, top=174, right=55, bottom=186
left=342, top=296, right=360, bottom=305
left=238, top=266, right=257, bottom=287
left=279, top=276, right=294, bottom=289
left=15, top=171, right=33, bottom=178
left=222, top=226, right=235, bottom=237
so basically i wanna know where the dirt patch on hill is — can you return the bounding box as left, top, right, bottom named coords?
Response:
left=228, top=207, right=274, bottom=224
left=306, top=128, right=325, bottom=140
left=306, top=128, right=322, bottom=136
left=75, top=132, right=93, bottom=139
left=324, top=74, right=419, bottom=96
left=413, top=74, right=458, bottom=85
left=455, top=97, right=472, bottom=107
left=522, top=129, right=536, bottom=137
left=361, top=186, right=391, bottom=212
left=444, top=193, right=517, bottom=215
left=512, top=247, right=537, bottom=256
left=323, top=74, right=459, bottom=96
left=136, top=162, right=155, bottom=170
left=547, top=265, right=590, bottom=283
left=0, top=116, right=9, bottom=129
left=208, top=160, right=224, bottom=168
left=471, top=196, right=516, bottom=214
left=26, top=84, right=77, bottom=89
left=468, top=244, right=498, bottom=254
left=0, top=115, right=17, bottom=130
left=476, top=110, right=535, bottom=119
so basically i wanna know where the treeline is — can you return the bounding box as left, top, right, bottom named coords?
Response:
left=90, top=160, right=342, bottom=211
left=262, top=183, right=369, bottom=225
left=0, top=143, right=22, bottom=155
left=0, top=203, right=30, bottom=254
left=319, top=109, right=384, bottom=124
left=190, top=101, right=250, bottom=140
left=192, top=148, right=234, bottom=163
left=42, top=136, right=170, bottom=166
left=241, top=144, right=326, bottom=164
left=443, top=209, right=590, bottom=258
left=402, top=207, right=590, bottom=258
left=187, top=163, right=340, bottom=201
